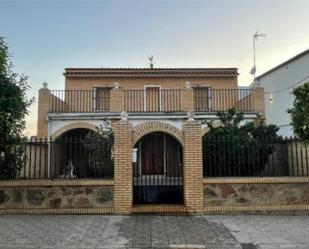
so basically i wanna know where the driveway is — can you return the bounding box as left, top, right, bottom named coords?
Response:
left=0, top=215, right=308, bottom=249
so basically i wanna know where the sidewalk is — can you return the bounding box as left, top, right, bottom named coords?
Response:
left=0, top=214, right=307, bottom=249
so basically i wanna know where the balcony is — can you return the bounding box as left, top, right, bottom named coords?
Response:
left=43, top=87, right=260, bottom=114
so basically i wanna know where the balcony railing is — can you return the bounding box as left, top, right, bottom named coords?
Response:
left=194, top=88, right=253, bottom=112
left=124, top=89, right=181, bottom=112
left=48, top=88, right=255, bottom=113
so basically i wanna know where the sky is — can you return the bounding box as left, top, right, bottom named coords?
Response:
left=0, top=0, right=309, bottom=136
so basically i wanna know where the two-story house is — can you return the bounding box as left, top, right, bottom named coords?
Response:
left=36, top=67, right=264, bottom=212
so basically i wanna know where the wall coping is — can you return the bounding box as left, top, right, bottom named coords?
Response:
left=203, top=204, right=309, bottom=213
left=203, top=177, right=309, bottom=184
left=0, top=179, right=114, bottom=187
left=0, top=207, right=114, bottom=215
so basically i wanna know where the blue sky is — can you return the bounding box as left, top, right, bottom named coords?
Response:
left=1, top=0, right=309, bottom=135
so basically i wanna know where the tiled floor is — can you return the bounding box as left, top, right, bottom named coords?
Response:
left=0, top=215, right=308, bottom=249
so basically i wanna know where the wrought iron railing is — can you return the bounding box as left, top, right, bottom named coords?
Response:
left=2, top=137, right=114, bottom=180
left=124, top=89, right=182, bottom=112
left=1, top=136, right=308, bottom=180
left=203, top=136, right=309, bottom=177
left=194, top=88, right=253, bottom=112
left=48, top=88, right=254, bottom=113
left=50, top=89, right=110, bottom=113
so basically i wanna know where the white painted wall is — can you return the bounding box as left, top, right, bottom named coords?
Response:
left=255, top=53, right=309, bottom=137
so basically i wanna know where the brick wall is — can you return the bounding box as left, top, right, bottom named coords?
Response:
left=252, top=86, right=265, bottom=118
left=65, top=77, right=238, bottom=91
left=37, top=87, right=50, bottom=138
left=182, top=120, right=204, bottom=212
left=113, top=120, right=133, bottom=213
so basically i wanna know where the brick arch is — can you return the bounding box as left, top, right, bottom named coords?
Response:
left=132, top=122, right=184, bottom=146
left=51, top=122, right=97, bottom=140
left=202, top=126, right=210, bottom=137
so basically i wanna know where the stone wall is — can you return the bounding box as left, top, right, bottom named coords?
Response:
left=204, top=178, right=309, bottom=210
left=0, top=180, right=113, bottom=212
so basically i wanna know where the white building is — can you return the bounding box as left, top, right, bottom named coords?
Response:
left=252, top=49, right=309, bottom=137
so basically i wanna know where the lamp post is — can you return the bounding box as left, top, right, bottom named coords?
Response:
left=250, top=31, right=266, bottom=79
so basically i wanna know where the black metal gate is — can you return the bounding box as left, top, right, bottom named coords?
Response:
left=133, top=133, right=184, bottom=204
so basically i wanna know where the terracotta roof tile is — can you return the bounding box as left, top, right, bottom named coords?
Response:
left=64, top=67, right=238, bottom=78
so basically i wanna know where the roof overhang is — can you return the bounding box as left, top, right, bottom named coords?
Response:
left=64, top=68, right=238, bottom=78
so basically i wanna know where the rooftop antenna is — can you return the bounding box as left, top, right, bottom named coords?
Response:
left=148, top=56, right=154, bottom=69
left=250, top=31, right=266, bottom=79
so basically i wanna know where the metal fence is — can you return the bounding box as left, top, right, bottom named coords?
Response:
left=203, top=135, right=309, bottom=177
left=48, top=88, right=254, bottom=113
left=50, top=89, right=110, bottom=113
left=194, top=88, right=253, bottom=112
left=5, top=137, right=114, bottom=180
left=124, top=89, right=182, bottom=112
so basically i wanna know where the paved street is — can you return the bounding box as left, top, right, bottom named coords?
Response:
left=0, top=215, right=308, bottom=249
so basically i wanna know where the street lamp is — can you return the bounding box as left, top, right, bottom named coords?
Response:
left=250, top=31, right=266, bottom=79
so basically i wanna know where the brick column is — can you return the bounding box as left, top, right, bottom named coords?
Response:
left=113, top=119, right=133, bottom=213
left=252, top=86, right=265, bottom=118
left=110, top=83, right=125, bottom=112
left=181, top=82, right=195, bottom=112
left=182, top=119, right=204, bottom=212
left=37, top=82, right=51, bottom=138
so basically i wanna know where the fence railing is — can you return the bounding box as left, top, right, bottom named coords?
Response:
left=50, top=89, right=110, bottom=113
left=194, top=88, right=253, bottom=112
left=203, top=136, right=309, bottom=177
left=2, top=136, right=309, bottom=180
left=124, top=89, right=182, bottom=112
left=48, top=88, right=254, bottom=113
left=4, top=137, right=114, bottom=180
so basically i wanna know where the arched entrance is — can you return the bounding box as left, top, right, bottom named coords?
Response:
left=51, top=128, right=93, bottom=178
left=133, top=132, right=183, bottom=204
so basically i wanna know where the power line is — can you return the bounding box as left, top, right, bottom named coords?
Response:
left=264, top=74, right=309, bottom=94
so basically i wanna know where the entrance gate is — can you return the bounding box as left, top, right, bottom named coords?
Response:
left=133, top=132, right=184, bottom=204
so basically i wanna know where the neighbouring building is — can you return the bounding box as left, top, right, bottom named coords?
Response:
left=252, top=49, right=309, bottom=137
left=36, top=67, right=265, bottom=213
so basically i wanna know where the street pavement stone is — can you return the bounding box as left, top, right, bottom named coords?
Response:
left=0, top=215, right=307, bottom=249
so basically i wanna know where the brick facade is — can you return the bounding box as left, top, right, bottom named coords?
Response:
left=182, top=120, right=204, bottom=212
left=252, top=86, right=265, bottom=118
left=110, top=87, right=125, bottom=112
left=37, top=86, right=50, bottom=138
left=33, top=68, right=266, bottom=213
left=180, top=84, right=195, bottom=112
left=113, top=120, right=133, bottom=214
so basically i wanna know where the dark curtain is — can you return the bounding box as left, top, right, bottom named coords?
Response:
left=141, top=133, right=164, bottom=174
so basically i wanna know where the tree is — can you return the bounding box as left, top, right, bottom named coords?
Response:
left=83, top=121, right=114, bottom=178
left=288, top=82, right=309, bottom=144
left=0, top=37, right=33, bottom=179
left=203, top=108, right=281, bottom=176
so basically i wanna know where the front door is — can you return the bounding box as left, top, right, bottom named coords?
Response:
left=133, top=132, right=183, bottom=204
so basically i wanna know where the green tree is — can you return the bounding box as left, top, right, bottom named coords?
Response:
left=288, top=82, right=309, bottom=144
left=0, top=37, right=33, bottom=179
left=83, top=121, right=114, bottom=178
left=203, top=108, right=281, bottom=176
